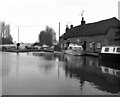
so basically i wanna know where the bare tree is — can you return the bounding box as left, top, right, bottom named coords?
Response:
left=0, top=21, right=13, bottom=44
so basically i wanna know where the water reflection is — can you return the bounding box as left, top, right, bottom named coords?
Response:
left=2, top=52, right=120, bottom=95
left=99, top=59, right=120, bottom=70
left=2, top=52, right=16, bottom=77
left=63, top=55, right=120, bottom=94
left=32, top=52, right=120, bottom=94
left=32, top=52, right=65, bottom=61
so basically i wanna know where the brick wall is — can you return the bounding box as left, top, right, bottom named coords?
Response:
left=60, top=27, right=120, bottom=52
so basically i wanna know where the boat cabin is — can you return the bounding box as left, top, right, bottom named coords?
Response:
left=68, top=43, right=83, bottom=50
left=101, top=46, right=120, bottom=54
left=65, top=43, right=84, bottom=56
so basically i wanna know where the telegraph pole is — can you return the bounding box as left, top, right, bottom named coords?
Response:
left=16, top=26, right=20, bottom=50
left=18, top=26, right=19, bottom=43
left=59, top=22, right=60, bottom=43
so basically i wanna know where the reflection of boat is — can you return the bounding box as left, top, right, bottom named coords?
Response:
left=40, top=45, right=54, bottom=52
left=100, top=65, right=120, bottom=78
left=32, top=51, right=65, bottom=61
left=63, top=56, right=120, bottom=94
left=99, top=46, right=120, bottom=62
left=64, top=43, right=85, bottom=56
left=99, top=60, right=120, bottom=70
left=64, top=55, right=86, bottom=67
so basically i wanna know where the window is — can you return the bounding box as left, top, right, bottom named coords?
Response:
left=113, top=48, right=115, bottom=52
left=105, top=48, right=109, bottom=52
left=117, top=48, right=120, bottom=52
left=96, top=42, right=101, bottom=48
left=89, top=42, right=93, bottom=48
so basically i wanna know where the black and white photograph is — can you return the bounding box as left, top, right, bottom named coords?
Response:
left=0, top=0, right=120, bottom=96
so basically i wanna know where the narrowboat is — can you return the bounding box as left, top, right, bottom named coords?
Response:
left=99, top=46, right=120, bottom=62
left=64, top=43, right=85, bottom=56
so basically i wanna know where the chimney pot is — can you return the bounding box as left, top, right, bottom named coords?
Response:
left=81, top=17, right=86, bottom=25
left=70, top=25, right=73, bottom=28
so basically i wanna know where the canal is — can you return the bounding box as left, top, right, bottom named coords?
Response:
left=1, top=52, right=120, bottom=95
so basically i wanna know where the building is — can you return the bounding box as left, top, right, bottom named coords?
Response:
left=60, top=17, right=120, bottom=53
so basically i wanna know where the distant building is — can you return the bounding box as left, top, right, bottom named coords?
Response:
left=60, top=17, right=120, bottom=53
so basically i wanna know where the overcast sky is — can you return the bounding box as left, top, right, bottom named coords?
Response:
left=0, top=0, right=119, bottom=43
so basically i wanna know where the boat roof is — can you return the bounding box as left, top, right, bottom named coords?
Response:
left=102, top=46, right=120, bottom=48
left=69, top=43, right=82, bottom=48
left=42, top=45, right=48, bottom=47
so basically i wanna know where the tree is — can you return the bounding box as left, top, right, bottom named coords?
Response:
left=0, top=21, right=13, bottom=44
left=38, top=26, right=56, bottom=46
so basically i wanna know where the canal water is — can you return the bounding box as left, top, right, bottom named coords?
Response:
left=1, top=52, right=120, bottom=95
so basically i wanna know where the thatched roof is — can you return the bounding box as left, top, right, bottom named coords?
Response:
left=61, top=17, right=120, bottom=39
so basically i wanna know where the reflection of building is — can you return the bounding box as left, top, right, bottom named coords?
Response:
left=63, top=56, right=120, bottom=94
left=60, top=17, right=120, bottom=52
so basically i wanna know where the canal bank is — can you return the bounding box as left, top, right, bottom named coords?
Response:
left=85, top=51, right=99, bottom=57
left=1, top=48, right=99, bottom=57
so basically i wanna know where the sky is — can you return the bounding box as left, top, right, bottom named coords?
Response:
left=0, top=0, right=119, bottom=43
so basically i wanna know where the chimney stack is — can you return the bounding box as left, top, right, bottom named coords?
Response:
left=81, top=17, right=86, bottom=25
left=70, top=25, right=73, bottom=28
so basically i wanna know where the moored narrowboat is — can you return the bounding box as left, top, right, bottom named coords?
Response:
left=99, top=46, right=120, bottom=62
left=64, top=43, right=85, bottom=56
